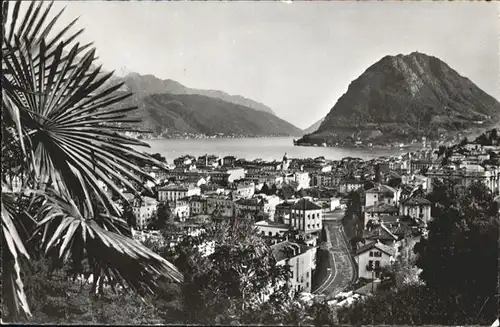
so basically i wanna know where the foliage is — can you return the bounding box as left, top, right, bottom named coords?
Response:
left=1, top=1, right=181, bottom=319
left=415, top=181, right=498, bottom=297
left=342, top=190, right=364, bottom=242
left=474, top=128, right=498, bottom=146
left=171, top=218, right=292, bottom=324
left=147, top=202, right=172, bottom=229
left=18, top=257, right=182, bottom=324
left=278, top=183, right=296, bottom=200
left=337, top=284, right=496, bottom=325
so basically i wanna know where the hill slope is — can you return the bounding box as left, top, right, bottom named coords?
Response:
left=303, top=118, right=325, bottom=134
left=125, top=93, right=302, bottom=137
left=301, top=52, right=500, bottom=144
left=120, top=73, right=276, bottom=115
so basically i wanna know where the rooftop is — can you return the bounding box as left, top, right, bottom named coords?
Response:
left=292, top=198, right=322, bottom=210
left=356, top=240, right=396, bottom=257
left=365, top=184, right=397, bottom=195
left=364, top=203, right=399, bottom=213
left=401, top=196, right=432, bottom=206
left=271, top=241, right=311, bottom=262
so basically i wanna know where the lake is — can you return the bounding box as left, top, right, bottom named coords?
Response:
left=133, top=137, right=407, bottom=162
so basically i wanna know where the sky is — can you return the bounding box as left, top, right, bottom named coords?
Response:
left=27, top=1, right=500, bottom=129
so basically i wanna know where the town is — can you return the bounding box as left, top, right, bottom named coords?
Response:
left=115, top=129, right=500, bottom=308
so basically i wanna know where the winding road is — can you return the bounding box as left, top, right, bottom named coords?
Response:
left=313, top=210, right=357, bottom=300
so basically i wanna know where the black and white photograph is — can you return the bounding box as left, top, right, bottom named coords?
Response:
left=2, top=0, right=499, bottom=325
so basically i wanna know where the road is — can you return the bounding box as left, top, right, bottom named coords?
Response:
left=313, top=210, right=356, bottom=300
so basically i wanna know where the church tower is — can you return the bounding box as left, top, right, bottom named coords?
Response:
left=282, top=152, right=290, bottom=171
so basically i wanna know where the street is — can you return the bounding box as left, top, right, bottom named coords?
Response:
left=313, top=210, right=356, bottom=299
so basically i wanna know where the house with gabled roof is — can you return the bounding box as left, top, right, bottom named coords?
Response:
left=355, top=241, right=396, bottom=280
left=364, top=203, right=399, bottom=228
left=365, top=184, right=400, bottom=207
left=363, top=223, right=399, bottom=246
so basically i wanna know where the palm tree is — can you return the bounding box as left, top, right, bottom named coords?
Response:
left=2, top=1, right=182, bottom=319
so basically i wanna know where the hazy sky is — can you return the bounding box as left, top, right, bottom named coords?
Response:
left=43, top=1, right=500, bottom=128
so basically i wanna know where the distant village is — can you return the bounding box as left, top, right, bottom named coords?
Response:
left=94, top=129, right=500, bottom=305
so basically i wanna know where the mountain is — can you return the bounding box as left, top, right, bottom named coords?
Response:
left=120, top=73, right=276, bottom=115
left=300, top=52, right=500, bottom=145
left=303, top=118, right=325, bottom=134
left=122, top=92, right=302, bottom=137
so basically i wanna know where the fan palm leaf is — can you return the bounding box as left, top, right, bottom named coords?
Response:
left=2, top=0, right=183, bottom=319
left=1, top=189, right=32, bottom=318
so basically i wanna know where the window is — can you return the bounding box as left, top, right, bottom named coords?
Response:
left=269, top=232, right=272, bottom=236
left=306, top=271, right=309, bottom=278
left=369, top=251, right=373, bottom=257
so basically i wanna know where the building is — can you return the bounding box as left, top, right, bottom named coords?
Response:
left=255, top=220, right=290, bottom=238
left=272, top=241, right=317, bottom=294
left=355, top=241, right=396, bottom=280
left=410, top=159, right=433, bottom=174
left=339, top=179, right=364, bottom=194
left=364, top=204, right=399, bottom=228
left=185, top=195, right=208, bottom=216
left=294, top=171, right=311, bottom=189
left=426, top=165, right=500, bottom=194
left=197, top=154, right=220, bottom=168
left=282, top=153, right=290, bottom=171
left=363, top=223, right=399, bottom=246
left=206, top=195, right=235, bottom=217
left=132, top=196, right=158, bottom=230
left=233, top=182, right=255, bottom=199
left=173, top=155, right=196, bottom=167
left=311, top=172, right=342, bottom=189
left=290, top=198, right=323, bottom=233
left=158, top=184, right=201, bottom=202
left=222, top=155, right=236, bottom=167
left=365, top=184, right=400, bottom=208
left=209, top=167, right=246, bottom=186
left=399, top=196, right=432, bottom=222
left=235, top=198, right=268, bottom=218
left=170, top=198, right=190, bottom=221
left=275, top=200, right=297, bottom=224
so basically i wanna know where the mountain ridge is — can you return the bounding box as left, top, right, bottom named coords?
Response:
left=299, top=51, right=500, bottom=145
left=120, top=72, right=277, bottom=115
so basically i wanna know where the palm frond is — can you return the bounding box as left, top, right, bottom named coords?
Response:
left=1, top=190, right=31, bottom=318
left=34, top=193, right=183, bottom=293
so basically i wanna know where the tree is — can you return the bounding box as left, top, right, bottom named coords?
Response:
left=278, top=184, right=295, bottom=200
left=260, top=183, right=271, bottom=195
left=387, top=176, right=402, bottom=188
left=270, top=184, right=278, bottom=195
left=172, top=218, right=291, bottom=324
left=2, top=1, right=181, bottom=319
left=415, top=181, right=498, bottom=298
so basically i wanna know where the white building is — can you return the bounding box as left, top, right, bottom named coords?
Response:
left=355, top=241, right=396, bottom=280
left=133, top=196, right=158, bottom=230
left=399, top=196, right=432, bottom=222
left=365, top=184, right=400, bottom=208
left=271, top=241, right=317, bottom=294
left=158, top=184, right=201, bottom=202
left=290, top=198, right=323, bottom=233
